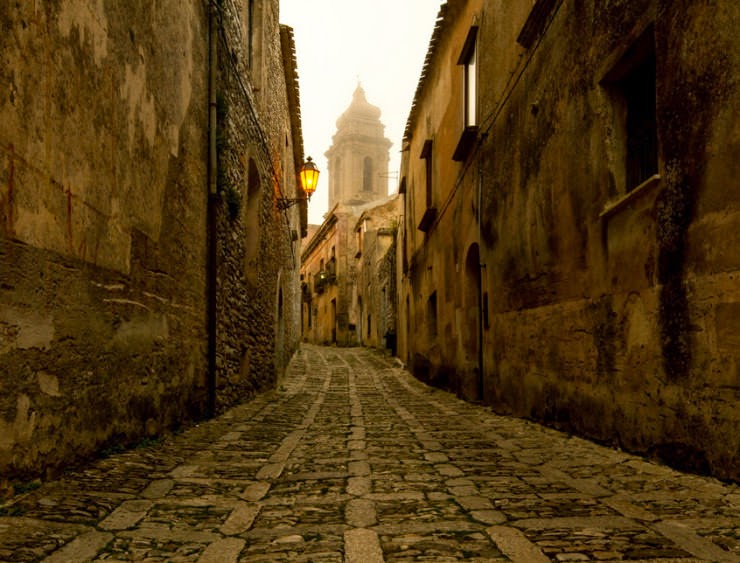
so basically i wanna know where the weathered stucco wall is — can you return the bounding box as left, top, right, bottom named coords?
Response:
left=400, top=0, right=739, bottom=480
left=355, top=197, right=400, bottom=350
left=0, top=0, right=305, bottom=480
left=0, top=2, right=210, bottom=479
left=301, top=215, right=340, bottom=345
left=481, top=0, right=739, bottom=481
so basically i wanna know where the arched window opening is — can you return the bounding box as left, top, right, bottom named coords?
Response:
left=244, top=158, right=261, bottom=283
left=363, top=157, right=373, bottom=192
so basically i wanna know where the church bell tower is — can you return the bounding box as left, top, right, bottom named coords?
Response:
left=325, top=84, right=392, bottom=208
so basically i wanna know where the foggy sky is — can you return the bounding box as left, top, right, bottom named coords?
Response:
left=280, top=0, right=444, bottom=224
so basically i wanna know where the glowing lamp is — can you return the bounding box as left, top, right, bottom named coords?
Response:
left=299, top=156, right=319, bottom=199
left=277, top=156, right=320, bottom=210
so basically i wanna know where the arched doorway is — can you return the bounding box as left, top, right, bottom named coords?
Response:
left=464, top=244, right=483, bottom=400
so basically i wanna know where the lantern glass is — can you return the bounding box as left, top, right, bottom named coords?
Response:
left=299, top=156, right=319, bottom=198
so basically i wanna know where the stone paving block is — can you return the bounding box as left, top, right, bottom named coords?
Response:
left=199, top=537, right=246, bottom=562
left=425, top=451, right=450, bottom=463
left=456, top=495, right=494, bottom=511
left=344, top=528, right=384, bottom=563
left=99, top=500, right=153, bottom=531
left=347, top=439, right=366, bottom=450
left=220, top=502, right=260, bottom=535
left=436, top=463, right=465, bottom=477
left=350, top=450, right=369, bottom=461
left=486, top=525, right=550, bottom=563
left=603, top=496, right=660, bottom=521
left=471, top=509, right=508, bottom=525
left=241, top=481, right=271, bottom=501
left=170, top=464, right=200, bottom=479
left=347, top=476, right=371, bottom=496
left=348, top=460, right=371, bottom=476
left=346, top=498, right=377, bottom=528
left=449, top=485, right=479, bottom=496
left=140, top=479, right=174, bottom=499
left=256, top=462, right=285, bottom=480
left=653, top=520, right=740, bottom=562
left=42, top=530, right=114, bottom=563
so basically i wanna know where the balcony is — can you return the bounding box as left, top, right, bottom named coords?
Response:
left=314, top=269, right=337, bottom=294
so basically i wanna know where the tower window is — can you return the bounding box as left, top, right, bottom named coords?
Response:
left=333, top=157, right=342, bottom=203
left=363, top=157, right=373, bottom=192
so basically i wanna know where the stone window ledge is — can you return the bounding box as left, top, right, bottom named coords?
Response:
left=599, top=174, right=661, bottom=220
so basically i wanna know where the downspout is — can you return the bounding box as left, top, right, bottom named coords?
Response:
left=206, top=2, right=218, bottom=418
left=477, top=165, right=484, bottom=401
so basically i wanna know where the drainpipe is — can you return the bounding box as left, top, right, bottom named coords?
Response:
left=477, top=165, right=484, bottom=401
left=206, top=2, right=218, bottom=418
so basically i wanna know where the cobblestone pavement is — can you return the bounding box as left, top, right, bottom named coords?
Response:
left=1, top=345, right=737, bottom=562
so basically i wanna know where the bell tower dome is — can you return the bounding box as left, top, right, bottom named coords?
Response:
left=325, top=84, right=392, bottom=208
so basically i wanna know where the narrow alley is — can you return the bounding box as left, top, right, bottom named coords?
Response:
left=1, top=345, right=737, bottom=562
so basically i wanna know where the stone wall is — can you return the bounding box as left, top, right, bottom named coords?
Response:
left=212, top=0, right=303, bottom=410
left=0, top=0, right=304, bottom=480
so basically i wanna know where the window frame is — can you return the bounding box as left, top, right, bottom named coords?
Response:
left=600, top=25, right=659, bottom=195
left=453, top=25, right=480, bottom=162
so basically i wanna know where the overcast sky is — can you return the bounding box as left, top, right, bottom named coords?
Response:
left=280, top=0, right=444, bottom=224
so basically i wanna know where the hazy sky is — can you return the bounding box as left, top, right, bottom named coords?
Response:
left=279, top=0, right=444, bottom=224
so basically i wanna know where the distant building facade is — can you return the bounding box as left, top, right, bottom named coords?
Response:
left=398, top=0, right=739, bottom=481
left=301, top=86, right=397, bottom=348
left=354, top=197, right=401, bottom=351
left=0, top=1, right=306, bottom=480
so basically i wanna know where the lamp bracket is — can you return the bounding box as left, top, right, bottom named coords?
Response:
left=277, top=197, right=307, bottom=210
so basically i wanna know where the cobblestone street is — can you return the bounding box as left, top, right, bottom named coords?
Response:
left=0, top=344, right=737, bottom=562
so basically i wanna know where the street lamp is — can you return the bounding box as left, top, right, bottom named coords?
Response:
left=278, top=156, right=320, bottom=210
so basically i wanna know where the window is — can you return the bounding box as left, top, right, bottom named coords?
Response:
left=454, top=25, right=479, bottom=161
left=517, top=0, right=559, bottom=49
left=624, top=55, right=658, bottom=190
left=418, top=140, right=437, bottom=232
left=462, top=28, right=478, bottom=128
left=422, top=140, right=433, bottom=208
left=244, top=159, right=261, bottom=283
left=427, top=291, right=438, bottom=340
left=332, top=157, right=341, bottom=203
left=602, top=26, right=658, bottom=193
left=363, top=157, right=373, bottom=192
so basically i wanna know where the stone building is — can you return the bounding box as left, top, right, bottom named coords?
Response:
left=398, top=0, right=739, bottom=480
left=0, top=1, right=306, bottom=480
left=301, top=85, right=396, bottom=347
left=354, top=197, right=401, bottom=351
